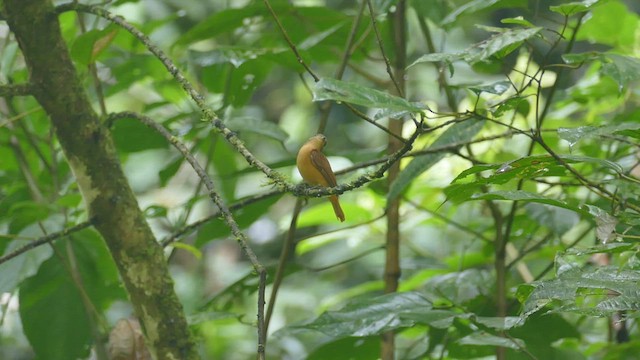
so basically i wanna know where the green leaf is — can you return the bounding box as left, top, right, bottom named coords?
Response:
left=226, top=117, right=289, bottom=142
left=558, top=123, right=640, bottom=147
left=561, top=52, right=602, bottom=64
left=445, top=155, right=624, bottom=203
left=407, top=53, right=463, bottom=70
left=475, top=316, right=524, bottom=330
left=0, top=238, right=52, bottom=294
left=20, top=257, right=92, bottom=360
left=563, top=242, right=635, bottom=256
left=585, top=204, right=618, bottom=243
left=312, top=78, right=428, bottom=112
left=469, top=80, right=512, bottom=95
left=19, top=232, right=123, bottom=360
left=388, top=119, right=485, bottom=202
left=158, top=156, right=183, bottom=187
left=307, top=337, right=380, bottom=360
left=176, top=2, right=289, bottom=46
left=523, top=265, right=640, bottom=317
left=441, top=0, right=501, bottom=25
left=298, top=22, right=345, bottom=50
left=500, top=16, right=535, bottom=27
left=458, top=332, right=524, bottom=349
left=471, top=190, right=589, bottom=216
left=195, top=194, right=282, bottom=247
left=8, top=202, right=50, bottom=234
left=284, top=292, right=431, bottom=337
left=411, top=27, right=541, bottom=68
left=70, top=26, right=118, bottom=66
left=492, top=96, right=529, bottom=117
left=465, top=27, right=542, bottom=63
left=550, top=0, right=603, bottom=16
left=601, top=54, right=640, bottom=92
left=111, top=117, right=169, bottom=153
left=190, top=47, right=282, bottom=68
left=506, top=313, right=581, bottom=359
left=576, top=1, right=638, bottom=51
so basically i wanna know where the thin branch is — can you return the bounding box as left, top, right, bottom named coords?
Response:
left=264, top=199, right=303, bottom=337
left=161, top=190, right=283, bottom=247
left=262, top=0, right=319, bottom=82
left=365, top=0, right=404, bottom=98
left=0, top=221, right=93, bottom=265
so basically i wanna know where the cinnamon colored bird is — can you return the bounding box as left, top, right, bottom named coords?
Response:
left=296, top=134, right=345, bottom=222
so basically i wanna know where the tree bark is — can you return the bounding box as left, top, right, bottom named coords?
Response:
left=2, top=1, right=199, bottom=358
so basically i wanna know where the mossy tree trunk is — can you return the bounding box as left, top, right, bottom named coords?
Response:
left=2, top=0, right=199, bottom=358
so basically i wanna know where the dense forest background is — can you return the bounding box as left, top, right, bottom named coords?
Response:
left=1, top=0, right=640, bottom=359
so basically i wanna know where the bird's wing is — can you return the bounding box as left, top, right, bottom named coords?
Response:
left=310, top=149, right=338, bottom=187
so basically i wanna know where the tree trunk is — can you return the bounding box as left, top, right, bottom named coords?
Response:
left=2, top=1, right=199, bottom=358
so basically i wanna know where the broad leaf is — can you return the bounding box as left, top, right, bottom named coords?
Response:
left=312, top=78, right=427, bottom=112
left=550, top=0, right=603, bottom=16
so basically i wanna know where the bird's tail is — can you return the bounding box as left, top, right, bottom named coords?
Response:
left=329, top=195, right=345, bottom=222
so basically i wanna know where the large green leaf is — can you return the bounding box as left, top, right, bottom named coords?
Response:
left=521, top=264, right=640, bottom=317
left=410, top=27, right=541, bottom=68
left=312, top=78, right=428, bottom=112
left=470, top=190, right=589, bottom=216
left=283, top=292, right=433, bottom=337
left=19, top=231, right=123, bottom=360
left=465, top=27, right=542, bottom=63
left=388, top=118, right=486, bottom=202
left=444, top=154, right=624, bottom=203
left=558, top=123, right=640, bottom=147
left=283, top=290, right=525, bottom=340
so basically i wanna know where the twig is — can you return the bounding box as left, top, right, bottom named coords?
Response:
left=365, top=0, right=404, bottom=98
left=0, top=221, right=93, bottom=265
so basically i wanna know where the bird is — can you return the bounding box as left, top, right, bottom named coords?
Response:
left=296, top=134, right=345, bottom=222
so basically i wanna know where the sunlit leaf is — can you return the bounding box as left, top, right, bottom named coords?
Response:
left=550, top=0, right=603, bottom=16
